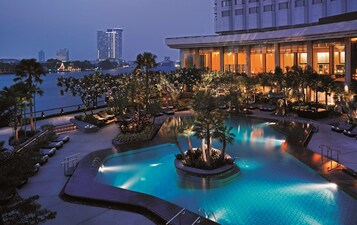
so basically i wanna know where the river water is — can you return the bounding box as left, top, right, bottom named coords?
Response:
left=0, top=66, right=175, bottom=115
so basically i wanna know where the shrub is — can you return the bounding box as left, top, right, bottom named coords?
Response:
left=116, top=124, right=156, bottom=143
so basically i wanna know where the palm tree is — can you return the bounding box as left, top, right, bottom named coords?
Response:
left=214, top=125, right=235, bottom=162
left=14, top=59, right=46, bottom=131
left=180, top=118, right=195, bottom=152
left=192, top=90, right=223, bottom=167
left=134, top=52, right=158, bottom=107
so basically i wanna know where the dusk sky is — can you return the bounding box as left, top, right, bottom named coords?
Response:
left=0, top=0, right=213, bottom=62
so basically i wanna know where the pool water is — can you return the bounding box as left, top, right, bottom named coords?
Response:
left=96, top=117, right=357, bottom=225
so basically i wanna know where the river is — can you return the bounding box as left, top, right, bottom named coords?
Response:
left=0, top=66, right=175, bottom=116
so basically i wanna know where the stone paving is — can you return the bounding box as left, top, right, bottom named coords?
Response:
left=0, top=109, right=356, bottom=224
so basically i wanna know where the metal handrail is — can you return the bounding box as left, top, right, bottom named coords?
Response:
left=166, top=208, right=185, bottom=225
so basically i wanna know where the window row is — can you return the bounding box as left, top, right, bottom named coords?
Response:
left=182, top=41, right=348, bottom=80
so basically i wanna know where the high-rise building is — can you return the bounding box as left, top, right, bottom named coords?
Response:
left=97, top=28, right=123, bottom=61
left=38, top=50, right=45, bottom=62
left=166, top=0, right=357, bottom=85
left=56, top=48, right=69, bottom=62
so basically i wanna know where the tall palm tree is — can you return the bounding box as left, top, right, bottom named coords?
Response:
left=214, top=125, right=235, bottom=162
left=134, top=52, right=158, bottom=107
left=14, top=59, right=46, bottom=131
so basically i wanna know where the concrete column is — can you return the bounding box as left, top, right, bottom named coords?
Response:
left=274, top=43, right=280, bottom=69
left=208, top=52, right=212, bottom=71
left=307, top=41, right=313, bottom=68
left=195, top=49, right=200, bottom=68
left=262, top=53, right=267, bottom=73
left=345, top=37, right=352, bottom=84
left=180, top=50, right=184, bottom=68
left=234, top=52, right=239, bottom=73
left=329, top=46, right=334, bottom=76
left=246, top=45, right=251, bottom=76
left=220, top=47, right=224, bottom=72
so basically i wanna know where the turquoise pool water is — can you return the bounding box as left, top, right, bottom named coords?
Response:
left=96, top=117, right=357, bottom=225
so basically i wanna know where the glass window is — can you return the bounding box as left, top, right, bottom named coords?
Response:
left=352, top=38, right=357, bottom=81
left=313, top=42, right=330, bottom=75
left=182, top=49, right=196, bottom=68
left=295, top=0, right=305, bottom=7
left=235, top=8, right=244, bottom=15
left=249, top=7, right=259, bottom=14
left=279, top=2, right=289, bottom=10
left=280, top=43, right=307, bottom=71
left=263, top=5, right=274, bottom=12
left=222, top=10, right=231, bottom=17
left=312, top=0, right=323, bottom=4
left=199, top=49, right=221, bottom=71
left=222, top=0, right=232, bottom=7
left=235, top=0, right=245, bottom=4
left=334, top=42, right=345, bottom=78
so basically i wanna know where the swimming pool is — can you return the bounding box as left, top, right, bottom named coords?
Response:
left=96, top=117, right=357, bottom=225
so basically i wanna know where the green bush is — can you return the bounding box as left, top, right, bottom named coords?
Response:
left=116, top=124, right=156, bottom=143
left=183, top=149, right=225, bottom=170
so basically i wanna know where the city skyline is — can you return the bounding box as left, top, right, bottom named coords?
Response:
left=0, top=0, right=212, bottom=61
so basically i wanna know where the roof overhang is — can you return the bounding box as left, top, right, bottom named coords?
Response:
left=166, top=20, right=357, bottom=49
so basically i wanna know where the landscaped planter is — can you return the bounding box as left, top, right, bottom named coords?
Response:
left=174, top=150, right=240, bottom=177
left=296, top=109, right=329, bottom=119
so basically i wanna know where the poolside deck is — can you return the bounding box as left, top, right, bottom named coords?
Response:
left=0, top=109, right=356, bottom=224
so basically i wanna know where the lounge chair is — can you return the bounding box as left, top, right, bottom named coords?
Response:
left=331, top=123, right=352, bottom=133
left=343, top=126, right=357, bottom=137
left=40, top=148, right=56, bottom=157
left=98, top=111, right=115, bottom=120
left=42, top=141, right=63, bottom=150
left=93, top=114, right=107, bottom=122
left=51, top=135, right=70, bottom=143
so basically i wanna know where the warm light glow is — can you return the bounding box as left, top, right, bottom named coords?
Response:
left=351, top=38, right=357, bottom=42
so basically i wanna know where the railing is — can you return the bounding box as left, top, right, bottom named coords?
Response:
left=27, top=100, right=108, bottom=121
left=61, top=153, right=81, bottom=176
left=319, top=144, right=341, bottom=172
left=166, top=208, right=185, bottom=225
left=15, top=129, right=50, bottom=153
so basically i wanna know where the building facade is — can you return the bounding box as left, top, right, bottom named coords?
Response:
left=38, top=50, right=45, bottom=62
left=166, top=0, right=357, bottom=84
left=56, top=48, right=69, bottom=62
left=97, top=28, right=123, bottom=62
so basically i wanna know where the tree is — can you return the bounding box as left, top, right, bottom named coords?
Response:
left=214, top=125, right=235, bottom=162
left=134, top=52, right=158, bottom=107
left=192, top=90, right=223, bottom=167
left=1, top=195, right=56, bottom=225
left=168, top=118, right=186, bottom=159
left=0, top=83, right=28, bottom=143
left=57, top=73, right=106, bottom=115
left=98, top=59, right=118, bottom=70
left=14, top=59, right=46, bottom=131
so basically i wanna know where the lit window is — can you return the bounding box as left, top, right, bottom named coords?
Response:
left=279, top=2, right=289, bottom=10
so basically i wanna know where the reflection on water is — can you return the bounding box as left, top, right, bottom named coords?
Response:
left=176, top=166, right=241, bottom=190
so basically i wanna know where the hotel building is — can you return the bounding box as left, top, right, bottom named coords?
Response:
left=97, top=28, right=123, bottom=62
left=166, top=0, right=357, bottom=84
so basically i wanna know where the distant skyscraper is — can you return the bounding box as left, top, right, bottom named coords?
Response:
left=97, top=28, right=123, bottom=61
left=56, top=48, right=69, bottom=62
left=38, top=50, right=45, bottom=62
